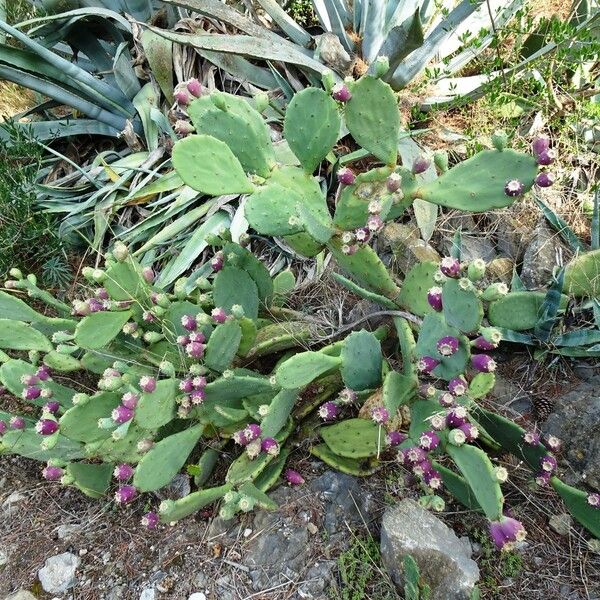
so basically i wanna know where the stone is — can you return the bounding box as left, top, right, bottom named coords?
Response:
left=380, top=499, right=479, bottom=599
left=487, top=257, right=514, bottom=284
left=56, top=524, right=81, bottom=540
left=520, top=221, right=562, bottom=289
left=4, top=592, right=37, bottom=600
left=314, top=33, right=353, bottom=72
left=38, top=552, right=81, bottom=595
left=139, top=589, right=155, bottom=600
left=445, top=234, right=496, bottom=264
left=492, top=374, right=532, bottom=416
left=491, top=213, right=533, bottom=261
left=542, top=376, right=600, bottom=490
left=188, top=594, right=207, bottom=600
left=549, top=513, right=572, bottom=537
left=382, top=222, right=440, bottom=275
left=153, top=473, right=190, bottom=500
left=298, top=561, right=336, bottom=599
left=0, top=546, right=8, bottom=566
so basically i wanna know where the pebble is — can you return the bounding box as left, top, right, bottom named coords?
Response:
left=139, top=588, right=155, bottom=600
left=189, top=594, right=207, bottom=600
left=243, top=528, right=252, bottom=538
left=38, top=552, right=81, bottom=594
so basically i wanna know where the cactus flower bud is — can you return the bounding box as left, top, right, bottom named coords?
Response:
left=139, top=376, right=156, bottom=393
left=211, top=307, right=228, bottom=323
left=114, top=484, right=137, bottom=504
left=439, top=392, right=455, bottom=407
left=440, top=257, right=461, bottom=278
left=22, top=386, right=41, bottom=401
left=121, top=392, right=139, bottom=410
left=540, top=455, right=557, bottom=473
left=436, top=336, right=459, bottom=357
left=494, top=467, right=509, bottom=483
left=261, top=437, right=280, bottom=456
left=9, top=416, right=25, bottom=430
left=371, top=406, right=389, bottom=424
left=536, top=149, right=556, bottom=166
left=36, top=365, right=51, bottom=381
left=491, top=130, right=508, bottom=151
left=535, top=171, right=554, bottom=187
left=113, top=463, right=135, bottom=481
left=417, top=356, right=440, bottom=374
left=186, top=341, right=205, bottom=359
left=142, top=511, right=160, bottom=529
left=386, top=172, right=402, bottom=192
left=448, top=377, right=467, bottom=396
left=448, top=428, right=466, bottom=446
left=35, top=418, right=59, bottom=436
left=179, top=378, right=194, bottom=393
left=141, top=266, right=155, bottom=283
left=187, top=78, right=203, bottom=97
left=546, top=435, right=561, bottom=452
left=458, top=422, right=479, bottom=442
left=467, top=259, right=486, bottom=281
left=21, top=374, right=39, bottom=386
left=504, top=179, right=524, bottom=197
left=112, top=405, right=134, bottom=424
left=190, top=389, right=205, bottom=404
left=446, top=406, right=468, bottom=428
left=419, top=431, right=440, bottom=451
left=318, top=401, right=339, bottom=421
left=412, top=156, right=430, bottom=174
left=355, top=227, right=370, bottom=243
left=385, top=431, right=407, bottom=446
left=532, top=135, right=550, bottom=156
left=471, top=354, right=496, bottom=373
left=587, top=493, right=600, bottom=508
left=231, top=304, right=245, bottom=319
left=430, top=414, right=446, bottom=431
left=489, top=517, right=526, bottom=550
left=535, top=471, right=551, bottom=486
left=285, top=469, right=305, bottom=485
left=482, top=282, right=508, bottom=302
left=366, top=214, right=384, bottom=232
left=176, top=334, right=190, bottom=347
left=523, top=431, right=540, bottom=446
left=174, top=89, right=190, bottom=105
left=426, top=287, right=443, bottom=311
left=112, top=241, right=129, bottom=262
left=175, top=120, right=195, bottom=136
left=413, top=459, right=433, bottom=477
left=42, top=465, right=64, bottom=481
left=332, top=83, right=352, bottom=102
left=424, top=469, right=442, bottom=489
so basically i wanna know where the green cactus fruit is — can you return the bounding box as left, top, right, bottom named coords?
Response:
left=135, top=379, right=177, bottom=430
left=239, top=481, right=278, bottom=510
left=246, top=321, right=314, bottom=358
left=415, top=313, right=469, bottom=381
left=345, top=76, right=400, bottom=165
left=283, top=87, right=341, bottom=173
left=0, top=319, right=52, bottom=352
left=442, top=278, right=484, bottom=333
left=563, top=249, right=600, bottom=298
left=417, top=149, right=538, bottom=211
left=551, top=478, right=600, bottom=538
left=66, top=462, right=113, bottom=498
left=383, top=370, right=417, bottom=414
left=172, top=135, right=254, bottom=195
left=134, top=424, right=204, bottom=492
left=488, top=291, right=568, bottom=331
left=213, top=266, right=260, bottom=320
left=340, top=330, right=383, bottom=391
left=59, top=392, right=121, bottom=442
left=332, top=272, right=398, bottom=309
left=260, top=388, right=299, bottom=438
left=446, top=444, right=503, bottom=521
left=433, top=462, right=482, bottom=513
left=193, top=447, right=220, bottom=487
left=321, top=418, right=384, bottom=458
left=42, top=351, right=81, bottom=372
left=189, top=94, right=275, bottom=177
left=204, top=320, right=242, bottom=372
left=328, top=239, right=401, bottom=300
left=1, top=428, right=84, bottom=461
left=204, top=373, right=276, bottom=403
left=276, top=351, right=341, bottom=389
left=254, top=447, right=291, bottom=492
left=222, top=242, right=274, bottom=304
left=74, top=310, right=132, bottom=350
left=226, top=451, right=275, bottom=485
left=468, top=373, right=496, bottom=399
left=396, top=261, right=438, bottom=316
left=159, top=484, right=232, bottom=522
left=244, top=182, right=304, bottom=236
left=310, top=443, right=380, bottom=476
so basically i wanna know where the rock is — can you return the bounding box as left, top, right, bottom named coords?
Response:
left=487, top=257, right=514, bottom=284
left=542, top=376, right=600, bottom=490
left=0, top=545, right=8, bottom=566
left=139, top=589, right=155, bottom=600
left=298, top=561, right=336, bottom=599
left=382, top=222, right=440, bottom=275
left=194, top=572, right=208, bottom=588
left=188, top=594, right=207, bottom=600
left=445, top=234, right=496, bottom=263
left=314, top=33, right=353, bottom=72
left=380, top=499, right=479, bottom=600
left=153, top=473, right=190, bottom=500
left=4, top=592, right=37, bottom=600
left=2, top=491, right=25, bottom=514
left=38, top=552, right=81, bottom=595
left=520, top=221, right=562, bottom=289
left=491, top=213, right=533, bottom=261
left=492, top=375, right=532, bottom=415
left=549, top=513, right=572, bottom=536
left=56, top=524, right=81, bottom=540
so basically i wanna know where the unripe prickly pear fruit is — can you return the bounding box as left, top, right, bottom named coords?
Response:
left=458, top=422, right=478, bottom=441
left=187, top=78, right=203, bottom=98
left=254, top=91, right=269, bottom=113
left=332, top=83, right=352, bottom=102
left=373, top=55, right=389, bottom=77
left=433, top=150, right=448, bottom=173
left=471, top=354, right=496, bottom=373
left=139, top=376, right=156, bottom=393
left=211, top=307, right=228, bottom=323
left=447, top=428, right=466, bottom=446
left=412, top=156, right=430, bottom=174
left=467, top=259, right=486, bottom=281
left=9, top=416, right=25, bottom=429
left=112, top=405, right=134, bottom=424
left=491, top=130, right=508, bottom=151
left=112, top=241, right=129, bottom=262
left=9, top=268, right=23, bottom=279
left=121, top=392, right=139, bottom=410
left=22, top=386, right=41, bottom=401
left=321, top=69, right=336, bottom=93
left=419, top=384, right=437, bottom=399
left=386, top=172, right=402, bottom=193
left=142, top=267, right=155, bottom=283
left=482, top=282, right=508, bottom=301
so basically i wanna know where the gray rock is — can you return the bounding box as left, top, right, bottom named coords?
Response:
left=38, top=552, right=81, bottom=595
left=2, top=491, right=25, bottom=515
left=314, top=33, right=353, bottom=72
left=4, top=592, right=37, bottom=600
left=188, top=594, right=207, bottom=600
left=542, top=376, right=600, bottom=490
left=298, top=561, right=335, bottom=599
left=380, top=499, right=479, bottom=600
left=153, top=473, right=190, bottom=500
left=139, top=589, right=155, bottom=600
left=56, top=524, right=81, bottom=540
left=0, top=545, right=8, bottom=566
left=520, top=221, right=562, bottom=289
left=549, top=513, right=573, bottom=537
left=492, top=375, right=532, bottom=416
left=444, top=234, right=496, bottom=263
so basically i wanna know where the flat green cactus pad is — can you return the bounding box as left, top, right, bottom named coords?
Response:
left=276, top=351, right=341, bottom=389
left=226, top=451, right=274, bottom=485
left=74, top=310, right=132, bottom=350
left=383, top=370, right=417, bottom=414
left=84, top=423, right=148, bottom=463
left=396, top=261, right=438, bottom=316
left=321, top=418, right=384, bottom=458
left=409, top=399, right=445, bottom=439
left=0, top=319, right=52, bottom=353
left=468, top=373, right=495, bottom=399
left=551, top=478, right=600, bottom=538
left=205, top=319, right=243, bottom=373
left=340, top=330, right=383, bottom=391
left=244, top=183, right=304, bottom=236
left=135, top=379, right=177, bottom=430
left=59, top=392, right=120, bottom=442
left=310, top=443, right=380, bottom=476
left=442, top=279, right=483, bottom=333
left=67, top=463, right=113, bottom=498
left=213, top=266, right=259, bottom=319
left=222, top=242, right=274, bottom=304
left=488, top=291, right=568, bottom=331
left=2, top=428, right=84, bottom=461
left=563, top=249, right=600, bottom=298
left=159, top=484, right=232, bottom=522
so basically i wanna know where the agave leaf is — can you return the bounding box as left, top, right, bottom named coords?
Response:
left=535, top=197, right=586, bottom=252
left=201, top=50, right=279, bottom=90
left=141, top=29, right=173, bottom=103
left=361, top=0, right=388, bottom=63
left=256, top=0, right=312, bottom=47
left=18, top=7, right=132, bottom=33
left=592, top=189, right=599, bottom=251
left=313, top=0, right=353, bottom=52
left=533, top=268, right=565, bottom=343
left=378, top=9, right=424, bottom=73
left=0, top=119, right=121, bottom=141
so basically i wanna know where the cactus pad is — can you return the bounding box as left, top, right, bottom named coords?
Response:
left=563, top=249, right=600, bottom=298
left=135, top=379, right=177, bottom=430
left=396, top=261, right=438, bottom=316
left=276, top=351, right=341, bottom=389
left=442, top=279, right=483, bottom=333
left=340, top=329, right=383, bottom=391
left=244, top=182, right=304, bottom=236
left=0, top=319, right=52, bottom=353
left=59, top=392, right=120, bottom=442
left=488, top=291, right=567, bottom=331
left=310, top=443, right=380, bottom=476
left=320, top=418, right=384, bottom=458
left=66, top=463, right=113, bottom=498
left=74, top=310, right=132, bottom=350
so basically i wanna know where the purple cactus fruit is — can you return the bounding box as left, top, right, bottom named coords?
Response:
left=448, top=377, right=467, bottom=396
left=386, top=172, right=402, bottom=193
left=192, top=375, right=207, bottom=389
left=471, top=354, right=496, bottom=373
left=587, top=493, right=600, bottom=508
left=406, top=446, right=427, bottom=464
left=211, top=251, right=224, bottom=272
left=244, top=423, right=262, bottom=442
left=397, top=448, right=410, bottom=465
left=458, top=422, right=479, bottom=442
left=189, top=331, right=206, bottom=344
left=179, top=379, right=194, bottom=394
left=412, top=156, right=431, bottom=174
left=139, top=376, right=157, bottom=393
left=427, top=287, right=443, bottom=311
left=424, top=469, right=442, bottom=489
left=341, top=244, right=358, bottom=256
left=211, top=308, right=228, bottom=324
left=261, top=437, right=280, bottom=456
left=367, top=214, right=384, bottom=232
left=332, top=83, right=352, bottom=102
left=35, top=419, right=59, bottom=436
left=318, top=401, right=339, bottom=421
left=190, top=389, right=205, bottom=405
left=112, top=405, right=134, bottom=424
left=232, top=429, right=249, bottom=446
left=540, top=454, right=557, bottom=473
left=176, top=334, right=190, bottom=347
left=504, top=179, right=524, bottom=197
left=10, top=416, right=26, bottom=430
left=473, top=336, right=497, bottom=351
left=337, top=167, right=356, bottom=186
left=535, top=171, right=554, bottom=188
left=536, top=149, right=556, bottom=166
left=338, top=388, right=357, bottom=404
left=96, top=287, right=109, bottom=300
left=412, top=459, right=433, bottom=477
left=446, top=406, right=468, bottom=428
left=113, top=463, right=135, bottom=481
left=285, top=469, right=305, bottom=485
left=417, top=356, right=440, bottom=374
left=42, top=465, right=64, bottom=481
left=489, top=516, right=526, bottom=550
left=88, top=298, right=105, bottom=313
left=36, top=365, right=51, bottom=381
left=141, top=511, right=160, bottom=529
left=535, top=471, right=551, bottom=487
left=0, top=420, right=6, bottom=435
left=371, top=406, right=389, bottom=424
left=142, top=267, right=155, bottom=284
left=439, top=392, right=455, bottom=407
left=355, top=227, right=370, bottom=243
left=174, top=89, right=190, bottom=106
left=532, top=135, right=550, bottom=156
left=440, top=256, right=461, bottom=278
left=22, top=386, right=41, bottom=401
left=437, top=336, right=459, bottom=357
left=175, top=120, right=195, bottom=136
left=114, top=484, right=137, bottom=504
left=143, top=311, right=156, bottom=323
left=546, top=435, right=561, bottom=452
left=430, top=414, right=446, bottom=431
left=523, top=431, right=540, bottom=446
left=419, top=384, right=437, bottom=399
left=419, top=431, right=440, bottom=451
left=186, top=341, right=205, bottom=359
left=121, top=392, right=139, bottom=410
left=187, top=78, right=203, bottom=98
left=44, top=401, right=60, bottom=414
left=385, top=431, right=407, bottom=447
left=21, top=374, right=39, bottom=386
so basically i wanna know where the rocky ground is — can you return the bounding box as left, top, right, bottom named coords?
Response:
left=1, top=361, right=599, bottom=600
